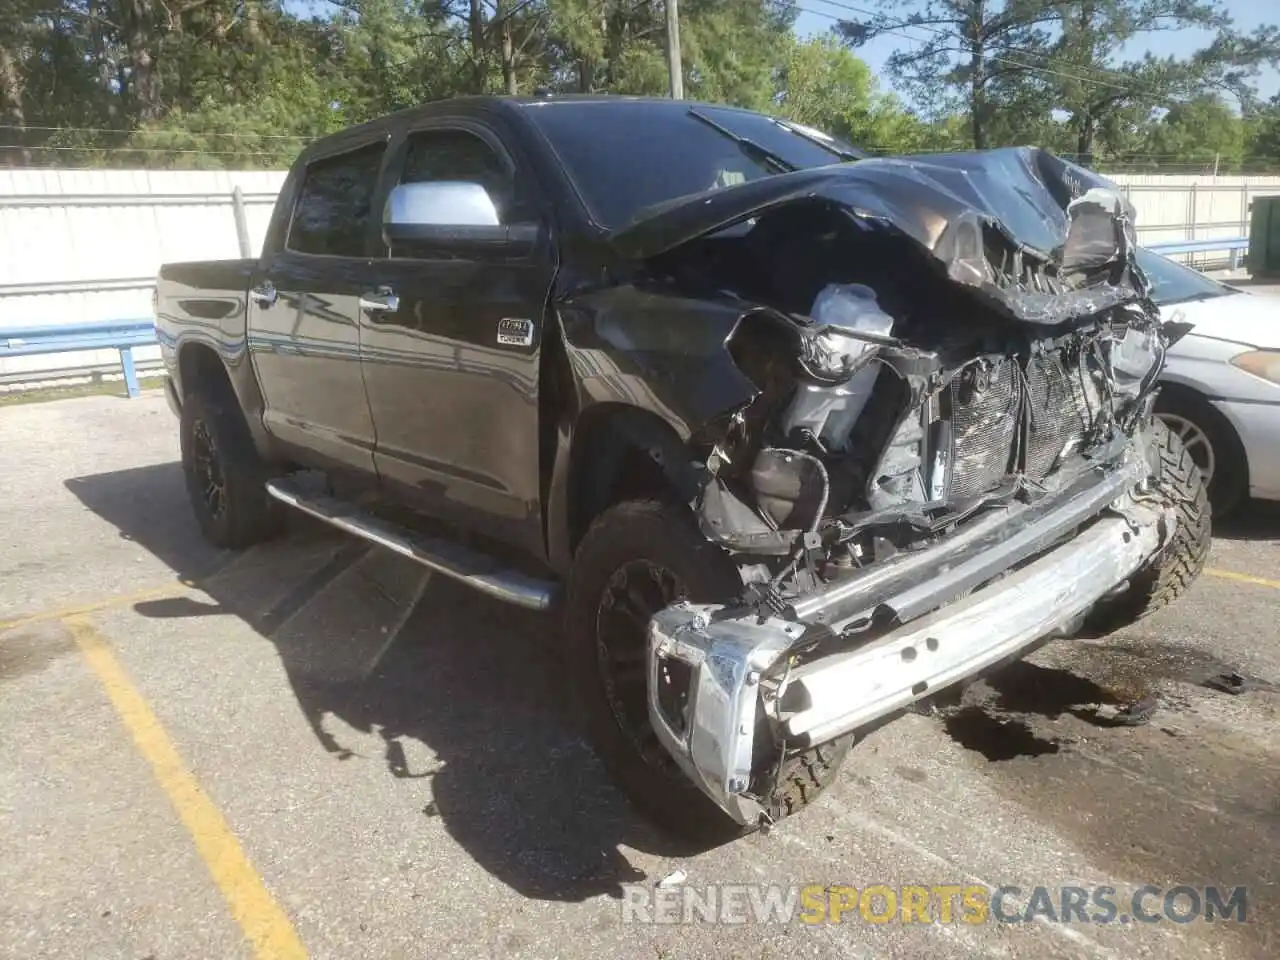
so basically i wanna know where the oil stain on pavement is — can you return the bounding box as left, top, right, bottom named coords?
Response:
left=0, top=624, right=76, bottom=682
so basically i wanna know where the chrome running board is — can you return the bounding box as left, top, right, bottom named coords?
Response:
left=265, top=478, right=558, bottom=611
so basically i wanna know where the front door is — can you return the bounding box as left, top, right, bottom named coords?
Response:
left=249, top=139, right=386, bottom=474
left=358, top=122, right=555, bottom=558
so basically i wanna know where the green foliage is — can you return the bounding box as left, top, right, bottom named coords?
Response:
left=839, top=0, right=1280, bottom=169
left=0, top=0, right=1276, bottom=169
left=1246, top=96, right=1280, bottom=166
left=775, top=32, right=948, bottom=152
left=1139, top=95, right=1245, bottom=171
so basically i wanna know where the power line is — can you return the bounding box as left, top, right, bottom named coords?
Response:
left=0, top=123, right=316, bottom=141
left=2, top=144, right=286, bottom=157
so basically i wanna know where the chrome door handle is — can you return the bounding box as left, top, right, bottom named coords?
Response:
left=359, top=286, right=400, bottom=314
left=249, top=281, right=277, bottom=308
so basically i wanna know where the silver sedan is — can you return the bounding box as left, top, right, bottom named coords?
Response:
left=1141, top=248, right=1280, bottom=516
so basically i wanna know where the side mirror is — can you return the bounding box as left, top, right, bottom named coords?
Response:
left=382, top=181, right=538, bottom=255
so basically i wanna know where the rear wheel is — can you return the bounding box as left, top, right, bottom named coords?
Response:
left=180, top=386, right=282, bottom=549
left=565, top=499, right=852, bottom=843
left=1086, top=419, right=1211, bottom=633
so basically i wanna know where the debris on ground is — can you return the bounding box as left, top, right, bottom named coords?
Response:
left=1111, top=694, right=1160, bottom=726
left=1092, top=693, right=1159, bottom=726
left=1203, top=671, right=1253, bottom=695
left=657, top=869, right=687, bottom=888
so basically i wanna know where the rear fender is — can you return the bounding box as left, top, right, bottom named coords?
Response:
left=174, top=336, right=278, bottom=463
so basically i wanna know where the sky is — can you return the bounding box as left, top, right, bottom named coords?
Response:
left=793, top=0, right=1280, bottom=104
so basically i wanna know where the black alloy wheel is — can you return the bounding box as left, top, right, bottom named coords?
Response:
left=189, top=415, right=228, bottom=524
left=594, top=558, right=689, bottom=779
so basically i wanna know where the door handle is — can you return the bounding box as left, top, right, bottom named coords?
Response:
left=249, top=281, right=277, bottom=308
left=359, top=286, right=400, bottom=315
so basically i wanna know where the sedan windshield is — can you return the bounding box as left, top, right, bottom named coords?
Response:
left=524, top=100, right=862, bottom=230
left=1136, top=248, right=1235, bottom=306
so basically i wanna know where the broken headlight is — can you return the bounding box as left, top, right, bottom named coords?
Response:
left=1107, top=324, right=1161, bottom=396
left=786, top=284, right=896, bottom=452
left=797, top=284, right=895, bottom=383
left=800, top=326, right=881, bottom=382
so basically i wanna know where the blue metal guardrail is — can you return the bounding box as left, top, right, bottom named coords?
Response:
left=0, top=319, right=157, bottom=398
left=1147, top=236, right=1249, bottom=269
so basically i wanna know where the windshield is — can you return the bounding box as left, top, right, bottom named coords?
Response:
left=524, top=100, right=862, bottom=230
left=1136, top=248, right=1234, bottom=306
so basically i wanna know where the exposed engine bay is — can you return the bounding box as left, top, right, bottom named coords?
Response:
left=645, top=194, right=1171, bottom=620
left=625, top=166, right=1190, bottom=827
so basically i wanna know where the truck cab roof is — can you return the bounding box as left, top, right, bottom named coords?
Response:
left=295, top=93, right=865, bottom=167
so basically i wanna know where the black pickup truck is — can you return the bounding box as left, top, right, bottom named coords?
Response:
left=156, top=94, right=1208, bottom=840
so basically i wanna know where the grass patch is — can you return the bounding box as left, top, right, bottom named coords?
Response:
left=0, top=376, right=167, bottom=407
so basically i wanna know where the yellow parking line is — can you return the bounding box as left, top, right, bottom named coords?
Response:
left=0, top=584, right=187, bottom=633
left=67, top=616, right=307, bottom=960
left=1206, top=568, right=1280, bottom=591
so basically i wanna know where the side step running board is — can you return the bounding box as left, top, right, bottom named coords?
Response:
left=265, top=478, right=559, bottom=611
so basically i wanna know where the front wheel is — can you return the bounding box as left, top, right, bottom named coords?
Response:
left=564, top=499, right=852, bottom=843
left=1086, top=419, right=1211, bottom=633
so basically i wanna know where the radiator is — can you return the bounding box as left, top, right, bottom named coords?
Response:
left=946, top=351, right=1102, bottom=499
left=948, top=358, right=1020, bottom=500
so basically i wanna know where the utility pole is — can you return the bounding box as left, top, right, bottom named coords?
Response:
left=666, top=0, right=683, bottom=99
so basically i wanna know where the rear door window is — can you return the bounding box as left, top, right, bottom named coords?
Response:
left=287, top=142, right=387, bottom=256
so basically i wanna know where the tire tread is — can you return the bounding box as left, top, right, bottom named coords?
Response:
left=565, top=499, right=854, bottom=842
left=180, top=386, right=281, bottom=549
left=1089, top=420, right=1210, bottom=630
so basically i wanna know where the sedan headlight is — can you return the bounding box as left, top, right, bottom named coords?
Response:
left=1230, top=350, right=1280, bottom=385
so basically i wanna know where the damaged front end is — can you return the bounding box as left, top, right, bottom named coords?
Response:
left=621, top=149, right=1189, bottom=825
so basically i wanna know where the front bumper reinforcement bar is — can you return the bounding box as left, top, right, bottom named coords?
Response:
left=647, top=453, right=1171, bottom=825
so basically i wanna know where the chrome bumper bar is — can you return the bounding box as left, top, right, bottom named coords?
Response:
left=777, top=511, right=1160, bottom=745
left=647, top=449, right=1171, bottom=825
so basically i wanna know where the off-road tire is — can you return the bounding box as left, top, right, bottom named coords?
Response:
left=565, top=499, right=852, bottom=844
left=771, top=733, right=856, bottom=818
left=1155, top=386, right=1247, bottom=518
left=180, top=385, right=282, bottom=550
left=1086, top=419, right=1211, bottom=633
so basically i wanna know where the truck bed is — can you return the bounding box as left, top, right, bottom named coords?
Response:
left=155, top=259, right=257, bottom=346
left=158, top=259, right=258, bottom=291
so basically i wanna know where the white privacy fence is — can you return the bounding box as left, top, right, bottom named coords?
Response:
left=0, top=168, right=286, bottom=386
left=1117, top=173, right=1280, bottom=248
left=2, top=166, right=1279, bottom=388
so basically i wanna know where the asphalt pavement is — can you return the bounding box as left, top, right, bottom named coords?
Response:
left=1, top=393, right=1277, bottom=960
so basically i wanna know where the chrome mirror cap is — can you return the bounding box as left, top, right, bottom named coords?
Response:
left=384, top=181, right=500, bottom=228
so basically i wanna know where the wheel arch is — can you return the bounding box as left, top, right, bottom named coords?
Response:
left=175, top=337, right=280, bottom=464
left=545, top=400, right=706, bottom=575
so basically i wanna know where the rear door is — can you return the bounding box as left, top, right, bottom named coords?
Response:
left=358, top=120, right=556, bottom=558
left=249, top=137, right=387, bottom=473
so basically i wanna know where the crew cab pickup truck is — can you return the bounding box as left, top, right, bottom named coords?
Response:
left=156, top=94, right=1209, bottom=841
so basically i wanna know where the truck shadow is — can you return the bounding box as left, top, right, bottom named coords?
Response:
left=1213, top=499, right=1280, bottom=542
left=64, top=462, right=701, bottom=903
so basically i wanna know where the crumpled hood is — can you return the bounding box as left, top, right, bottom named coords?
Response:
left=609, top=146, right=1147, bottom=326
